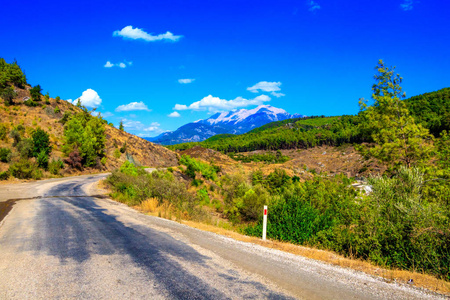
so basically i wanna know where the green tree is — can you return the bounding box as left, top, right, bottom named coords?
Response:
left=358, top=60, right=433, bottom=168
left=32, top=128, right=51, bottom=157
left=62, top=108, right=106, bottom=167
left=119, top=120, right=124, bottom=131
left=30, top=85, right=42, bottom=102
left=1, top=86, right=17, bottom=105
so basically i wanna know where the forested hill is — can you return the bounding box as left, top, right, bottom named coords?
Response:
left=168, top=87, right=450, bottom=153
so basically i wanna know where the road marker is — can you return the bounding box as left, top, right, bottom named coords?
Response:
left=262, top=205, right=268, bottom=241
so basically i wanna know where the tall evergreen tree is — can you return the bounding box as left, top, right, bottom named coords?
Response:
left=358, top=60, right=433, bottom=168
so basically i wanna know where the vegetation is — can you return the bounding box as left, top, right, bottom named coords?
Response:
left=62, top=105, right=105, bottom=167
left=229, top=150, right=289, bottom=164
left=0, top=58, right=27, bottom=88
left=179, top=154, right=220, bottom=181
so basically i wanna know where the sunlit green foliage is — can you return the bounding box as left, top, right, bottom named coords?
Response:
left=0, top=58, right=27, bottom=88
left=179, top=155, right=220, bottom=181
left=62, top=105, right=105, bottom=167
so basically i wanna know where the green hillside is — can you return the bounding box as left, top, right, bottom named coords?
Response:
left=169, top=87, right=450, bottom=153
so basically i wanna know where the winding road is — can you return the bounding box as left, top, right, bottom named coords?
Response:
left=0, top=174, right=444, bottom=299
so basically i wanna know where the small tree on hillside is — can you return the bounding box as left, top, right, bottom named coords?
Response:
left=358, top=60, right=433, bottom=168
left=30, top=85, right=42, bottom=102
left=119, top=120, right=124, bottom=131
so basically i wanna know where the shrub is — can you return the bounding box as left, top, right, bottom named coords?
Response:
left=9, top=128, right=21, bottom=146
left=64, top=148, right=83, bottom=170
left=16, top=138, right=33, bottom=158
left=48, top=159, right=64, bottom=175
left=55, top=96, right=60, bottom=103
left=179, top=155, right=219, bottom=181
left=0, top=171, right=9, bottom=180
left=60, top=111, right=71, bottom=124
left=1, top=86, right=17, bottom=105
left=114, top=148, right=121, bottom=158
left=30, top=85, right=42, bottom=101
left=0, top=147, right=12, bottom=162
left=101, top=157, right=107, bottom=165
left=9, top=159, right=37, bottom=179
left=36, top=150, right=49, bottom=169
left=0, top=123, right=8, bottom=141
left=32, top=128, right=51, bottom=157
left=54, top=106, right=60, bottom=114
left=119, top=142, right=127, bottom=153
left=24, top=99, right=38, bottom=107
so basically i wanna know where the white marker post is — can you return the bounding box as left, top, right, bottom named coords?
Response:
left=262, top=205, right=268, bottom=241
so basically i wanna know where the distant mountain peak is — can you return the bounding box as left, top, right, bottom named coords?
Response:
left=147, top=105, right=304, bottom=145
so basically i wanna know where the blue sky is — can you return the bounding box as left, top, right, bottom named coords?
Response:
left=1, top=0, right=449, bottom=137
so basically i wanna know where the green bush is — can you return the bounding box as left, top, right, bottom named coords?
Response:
left=9, top=159, right=38, bottom=179
left=54, top=107, right=60, bottom=114
left=24, top=99, right=38, bottom=107
left=0, top=171, right=9, bottom=180
left=36, top=150, right=49, bottom=169
left=30, top=85, right=42, bottom=102
left=1, top=86, right=17, bottom=105
left=16, top=138, right=33, bottom=158
left=32, top=128, right=51, bottom=157
left=55, top=96, right=60, bottom=103
left=0, top=147, right=12, bottom=162
left=114, top=148, right=121, bottom=158
left=48, top=159, right=64, bottom=175
left=101, top=157, right=107, bottom=165
left=179, top=155, right=219, bottom=181
left=0, top=123, right=8, bottom=141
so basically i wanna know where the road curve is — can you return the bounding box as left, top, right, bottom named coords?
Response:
left=0, top=174, right=444, bottom=299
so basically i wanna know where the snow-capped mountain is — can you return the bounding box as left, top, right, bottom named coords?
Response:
left=147, top=105, right=304, bottom=145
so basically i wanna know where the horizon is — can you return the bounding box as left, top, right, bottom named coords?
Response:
left=1, top=0, right=449, bottom=138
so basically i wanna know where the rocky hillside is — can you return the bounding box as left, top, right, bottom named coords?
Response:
left=0, top=84, right=177, bottom=178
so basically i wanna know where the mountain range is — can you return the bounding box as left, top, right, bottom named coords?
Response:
left=147, top=105, right=304, bottom=145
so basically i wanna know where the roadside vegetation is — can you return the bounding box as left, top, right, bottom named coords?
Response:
left=108, top=60, right=450, bottom=284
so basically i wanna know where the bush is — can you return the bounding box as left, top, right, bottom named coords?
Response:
left=0, top=147, right=12, bottom=162
left=54, top=107, right=60, bottom=114
left=179, top=155, right=219, bottom=181
left=9, top=128, right=21, bottom=146
left=36, top=150, right=49, bottom=169
left=32, top=128, right=51, bottom=157
left=64, top=148, right=83, bottom=170
left=60, top=111, right=71, bottom=124
left=114, top=148, right=121, bottom=158
left=0, top=171, right=9, bottom=180
left=48, top=159, right=64, bottom=175
left=30, top=85, right=42, bottom=102
left=1, top=86, right=17, bottom=105
left=119, top=142, right=127, bottom=153
left=55, top=96, right=60, bottom=103
left=0, top=123, right=8, bottom=141
left=24, top=99, right=38, bottom=107
left=9, top=159, right=38, bottom=179
left=101, top=157, right=107, bottom=165
left=16, top=138, right=33, bottom=158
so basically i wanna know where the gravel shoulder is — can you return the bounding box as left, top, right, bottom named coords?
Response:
left=0, top=175, right=447, bottom=299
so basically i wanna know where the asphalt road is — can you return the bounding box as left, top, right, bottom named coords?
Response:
left=0, top=174, right=445, bottom=299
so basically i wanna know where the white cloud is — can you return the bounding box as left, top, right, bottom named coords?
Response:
left=104, top=61, right=114, bottom=68
left=178, top=78, right=195, bottom=84
left=173, top=94, right=271, bottom=112
left=247, top=81, right=282, bottom=93
left=271, top=92, right=286, bottom=98
left=67, top=89, right=102, bottom=108
left=115, top=101, right=150, bottom=112
left=113, top=25, right=182, bottom=42
left=400, top=0, right=414, bottom=11
left=307, top=0, right=321, bottom=12
left=104, top=60, right=132, bottom=68
left=144, top=122, right=161, bottom=132
left=168, top=111, right=181, bottom=118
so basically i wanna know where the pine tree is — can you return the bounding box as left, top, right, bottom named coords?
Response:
left=119, top=120, right=124, bottom=131
left=358, top=60, right=433, bottom=168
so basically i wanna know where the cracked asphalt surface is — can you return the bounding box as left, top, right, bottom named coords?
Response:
left=0, top=174, right=445, bottom=299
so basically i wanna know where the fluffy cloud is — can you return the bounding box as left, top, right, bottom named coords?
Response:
left=122, top=119, right=160, bottom=131
left=174, top=94, right=271, bottom=112
left=271, top=92, right=286, bottom=98
left=104, top=61, right=132, bottom=68
left=168, top=111, right=181, bottom=117
left=307, top=0, right=321, bottom=12
left=400, top=0, right=414, bottom=11
left=178, top=78, right=195, bottom=84
left=115, top=101, right=150, bottom=112
left=113, top=26, right=182, bottom=42
left=67, top=89, right=102, bottom=108
left=247, top=81, right=282, bottom=93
